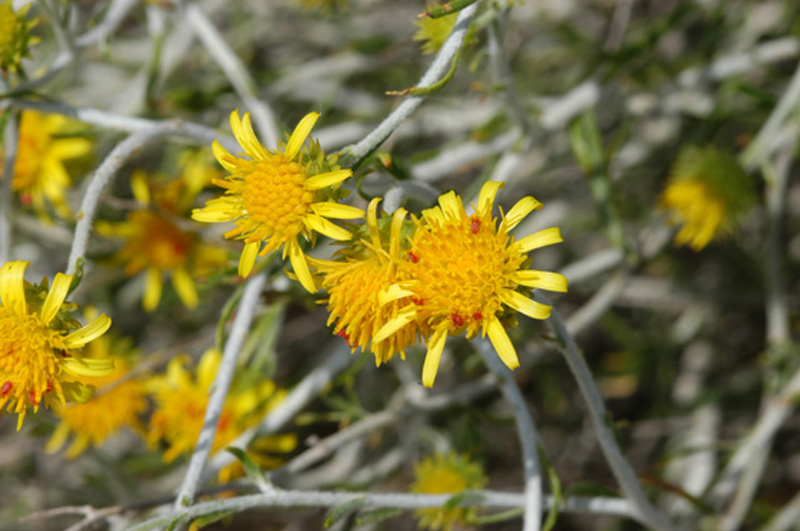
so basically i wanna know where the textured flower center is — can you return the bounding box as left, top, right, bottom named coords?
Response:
left=130, top=211, right=192, bottom=270
left=0, top=309, right=64, bottom=410
left=418, top=468, right=469, bottom=494
left=242, top=156, right=315, bottom=236
left=410, top=214, right=524, bottom=327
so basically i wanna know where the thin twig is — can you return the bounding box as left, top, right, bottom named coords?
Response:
left=174, top=272, right=267, bottom=508
left=1, top=111, right=19, bottom=264
left=477, top=338, right=543, bottom=531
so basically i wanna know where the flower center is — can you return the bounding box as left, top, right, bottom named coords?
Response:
left=409, top=214, right=524, bottom=328
left=0, top=309, right=65, bottom=412
left=130, top=211, right=193, bottom=270
left=242, top=155, right=315, bottom=238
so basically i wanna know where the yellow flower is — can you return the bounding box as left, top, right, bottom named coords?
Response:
left=376, top=181, right=567, bottom=387
left=312, top=198, right=428, bottom=366
left=0, top=261, right=113, bottom=430
left=147, top=349, right=293, bottom=467
left=45, top=340, right=147, bottom=458
left=98, top=170, right=228, bottom=312
left=411, top=452, right=487, bottom=531
left=413, top=12, right=457, bottom=55
left=192, top=111, right=363, bottom=291
left=1, top=111, right=92, bottom=220
left=660, top=145, right=755, bottom=251
left=0, top=0, right=38, bottom=74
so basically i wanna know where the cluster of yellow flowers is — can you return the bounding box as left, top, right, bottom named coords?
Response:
left=194, top=110, right=568, bottom=387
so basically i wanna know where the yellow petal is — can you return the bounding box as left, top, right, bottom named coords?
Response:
left=45, top=422, right=71, bottom=454
left=486, top=316, right=519, bottom=370
left=212, top=140, right=242, bottom=173
left=438, top=191, right=462, bottom=220
left=378, top=284, right=415, bottom=306
left=237, top=112, right=269, bottom=160
left=286, top=112, right=320, bottom=160
left=422, top=328, right=448, bottom=388
left=303, top=214, right=352, bottom=241
left=198, top=349, right=222, bottom=390
left=310, top=202, right=364, bottom=219
left=499, top=289, right=551, bottom=320
left=477, top=181, right=503, bottom=215
left=367, top=197, right=382, bottom=249
left=143, top=268, right=163, bottom=312
left=287, top=240, right=317, bottom=293
left=172, top=268, right=199, bottom=309
left=66, top=435, right=90, bottom=460
left=41, top=272, right=72, bottom=326
left=63, top=313, right=112, bottom=349
left=390, top=208, right=407, bottom=259
left=48, top=138, right=93, bottom=160
left=192, top=200, right=241, bottom=223
left=501, top=196, right=542, bottom=232
left=0, top=260, right=28, bottom=315
left=513, top=227, right=563, bottom=253
left=239, top=241, right=260, bottom=277
left=511, top=270, right=568, bottom=293
left=373, top=309, right=416, bottom=343
left=62, top=355, right=115, bottom=377
left=131, top=170, right=151, bottom=206
left=62, top=381, right=96, bottom=403
left=305, top=169, right=352, bottom=190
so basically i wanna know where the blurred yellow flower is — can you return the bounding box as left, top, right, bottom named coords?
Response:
left=0, top=261, right=112, bottom=430
left=192, top=111, right=363, bottom=290
left=1, top=111, right=91, bottom=220
left=661, top=145, right=755, bottom=251
left=98, top=170, right=228, bottom=312
left=312, top=198, right=427, bottom=367
left=45, top=338, right=147, bottom=458
left=411, top=452, right=487, bottom=531
left=0, top=0, right=38, bottom=74
left=376, top=181, right=567, bottom=387
left=147, top=349, right=294, bottom=468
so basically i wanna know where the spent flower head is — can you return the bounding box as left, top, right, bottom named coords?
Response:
left=376, top=181, right=567, bottom=387
left=192, top=111, right=363, bottom=291
left=411, top=452, right=487, bottom=531
left=661, top=145, right=755, bottom=251
left=312, top=198, right=428, bottom=366
left=413, top=11, right=458, bottom=55
left=1, top=110, right=92, bottom=221
left=0, top=261, right=113, bottom=430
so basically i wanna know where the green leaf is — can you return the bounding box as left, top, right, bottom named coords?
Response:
left=324, top=497, right=368, bottom=528
left=190, top=510, right=234, bottom=530
left=539, top=446, right=562, bottom=531
left=355, top=508, right=403, bottom=525
left=226, top=447, right=271, bottom=491
left=443, top=490, right=485, bottom=511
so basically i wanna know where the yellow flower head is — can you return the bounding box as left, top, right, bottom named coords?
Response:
left=313, top=198, right=427, bottom=366
left=192, top=111, right=363, bottom=291
left=147, top=349, right=292, bottom=466
left=413, top=11, right=457, bottom=55
left=376, top=181, right=567, bottom=387
left=0, top=0, right=38, bottom=74
left=0, top=261, right=113, bottom=430
left=661, top=145, right=755, bottom=251
left=411, top=452, right=487, bottom=531
left=45, top=334, right=147, bottom=458
left=1, top=110, right=92, bottom=221
left=98, top=170, right=228, bottom=312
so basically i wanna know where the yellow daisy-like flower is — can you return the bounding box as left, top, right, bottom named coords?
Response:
left=45, top=344, right=147, bottom=459
left=0, top=0, right=39, bottom=74
left=0, top=261, right=113, bottom=430
left=147, top=349, right=293, bottom=466
left=660, top=145, right=755, bottom=251
left=411, top=452, right=487, bottom=531
left=1, top=111, right=92, bottom=220
left=192, top=111, right=363, bottom=291
left=98, top=170, right=228, bottom=312
left=312, top=198, right=427, bottom=366
left=376, top=181, right=567, bottom=387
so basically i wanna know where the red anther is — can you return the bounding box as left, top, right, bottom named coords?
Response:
left=451, top=313, right=464, bottom=327
left=470, top=216, right=481, bottom=234
left=29, top=391, right=38, bottom=405
left=46, top=382, right=54, bottom=393
left=411, top=297, right=425, bottom=306
left=58, top=350, right=70, bottom=358
left=472, top=312, right=483, bottom=321
left=408, top=251, right=420, bottom=263
left=1, top=381, right=12, bottom=397
left=19, top=193, right=32, bottom=206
